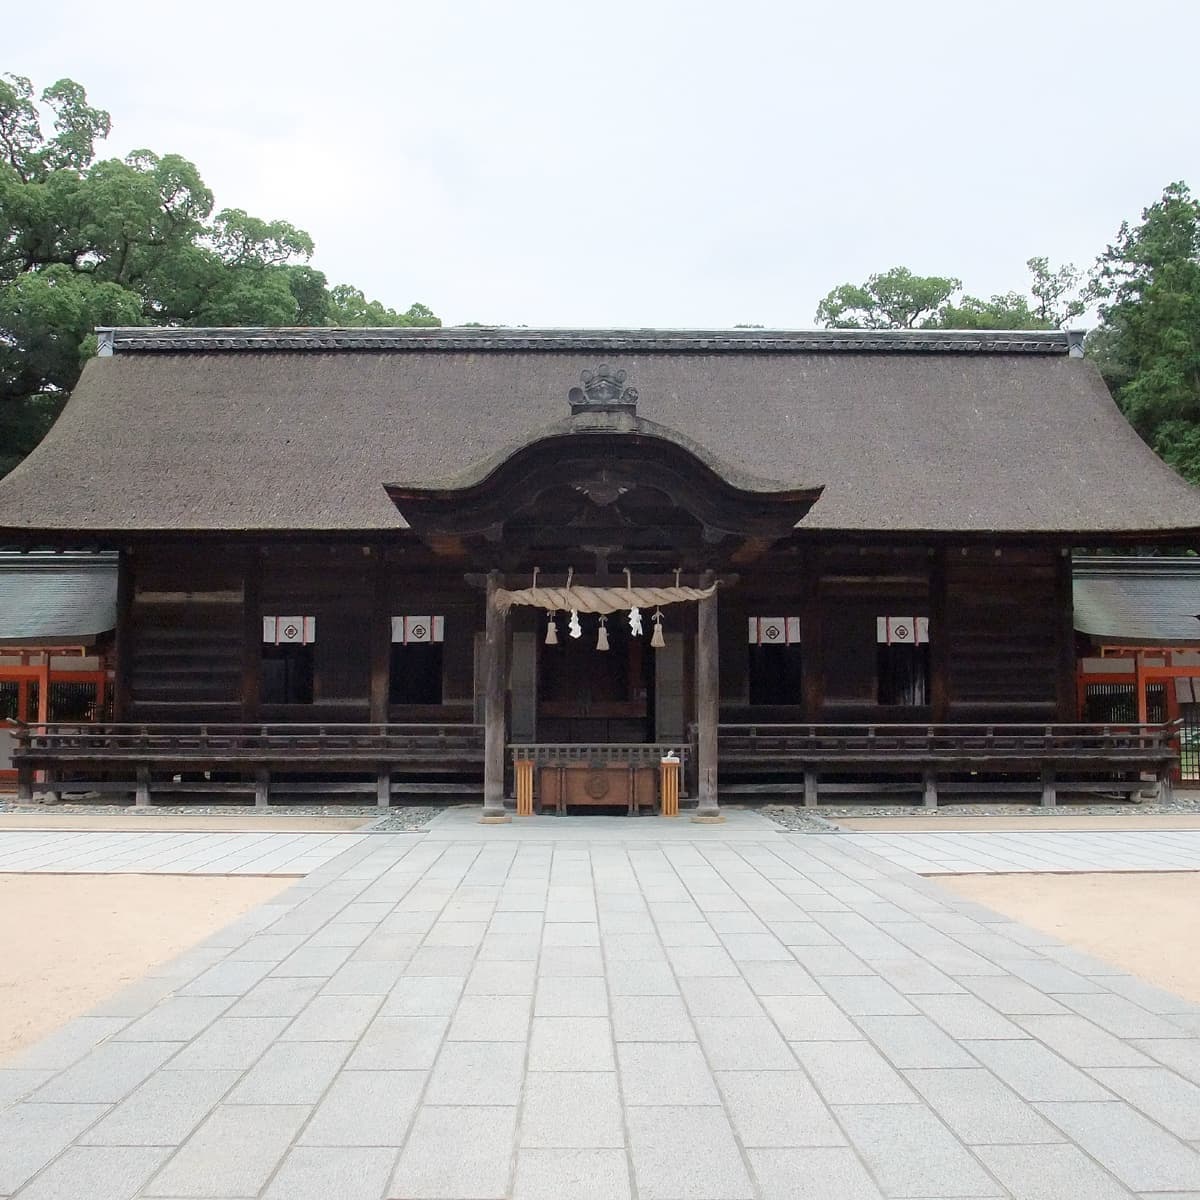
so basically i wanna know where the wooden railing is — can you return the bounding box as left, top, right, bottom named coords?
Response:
left=510, top=742, right=688, bottom=768
left=9, top=720, right=484, bottom=762
left=5, top=720, right=486, bottom=806
left=719, top=721, right=1179, bottom=759
left=717, top=720, right=1180, bottom=807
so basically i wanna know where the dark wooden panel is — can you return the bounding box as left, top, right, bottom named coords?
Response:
left=945, top=550, right=1059, bottom=716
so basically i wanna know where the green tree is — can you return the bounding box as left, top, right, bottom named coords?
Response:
left=0, top=72, right=439, bottom=477
left=1087, top=182, right=1200, bottom=481
left=815, top=266, right=962, bottom=329
left=326, top=285, right=439, bottom=328
left=816, top=260, right=1083, bottom=332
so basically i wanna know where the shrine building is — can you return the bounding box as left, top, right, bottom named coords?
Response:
left=2, top=326, right=1198, bottom=815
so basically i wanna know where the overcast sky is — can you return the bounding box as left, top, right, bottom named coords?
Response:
left=9, top=0, right=1199, bottom=327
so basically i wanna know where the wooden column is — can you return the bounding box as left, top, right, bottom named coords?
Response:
left=480, top=571, right=511, bottom=822
left=36, top=657, right=50, bottom=724
left=369, top=556, right=391, bottom=724
left=801, top=549, right=824, bottom=723
left=1054, top=549, right=1077, bottom=721
left=242, top=549, right=262, bottom=721
left=113, top=550, right=134, bottom=721
left=693, top=573, right=722, bottom=821
left=929, top=547, right=949, bottom=722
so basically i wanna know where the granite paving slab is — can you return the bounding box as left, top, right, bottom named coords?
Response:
left=1, top=814, right=1199, bottom=1197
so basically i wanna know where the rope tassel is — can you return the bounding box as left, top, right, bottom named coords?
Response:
left=650, top=608, right=666, bottom=649
left=597, top=615, right=610, bottom=651
left=545, top=612, right=558, bottom=645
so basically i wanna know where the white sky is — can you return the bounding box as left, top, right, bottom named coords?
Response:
left=9, top=0, right=1199, bottom=327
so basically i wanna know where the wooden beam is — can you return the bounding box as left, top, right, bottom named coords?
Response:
left=36, top=656, right=49, bottom=724
left=242, top=548, right=262, bottom=721
left=693, top=571, right=722, bottom=820
left=1040, top=766, right=1057, bottom=808
left=135, top=765, right=151, bottom=807
left=480, top=571, right=511, bottom=822
left=369, top=557, right=390, bottom=723
left=113, top=549, right=134, bottom=721
left=801, top=549, right=824, bottom=722
left=1055, top=549, right=1076, bottom=721
left=923, top=769, right=938, bottom=809
left=929, top=547, right=949, bottom=721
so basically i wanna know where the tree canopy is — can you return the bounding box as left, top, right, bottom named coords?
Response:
left=0, top=72, right=438, bottom=477
left=815, top=260, right=1084, bottom=331
left=1086, top=182, right=1200, bottom=483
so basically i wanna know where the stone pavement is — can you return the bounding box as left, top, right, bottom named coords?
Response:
left=0, top=830, right=365, bottom=875
left=842, top=829, right=1200, bottom=874
left=2, top=810, right=1200, bottom=1198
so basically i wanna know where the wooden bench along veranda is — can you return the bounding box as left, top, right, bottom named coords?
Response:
left=716, top=721, right=1179, bottom=807
left=7, top=721, right=485, bottom=807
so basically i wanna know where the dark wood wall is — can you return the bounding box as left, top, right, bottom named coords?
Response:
left=122, top=543, right=480, bottom=723
left=125, top=548, right=244, bottom=721
left=119, top=538, right=1074, bottom=726
left=720, top=544, right=1072, bottom=724
left=943, top=547, right=1064, bottom=721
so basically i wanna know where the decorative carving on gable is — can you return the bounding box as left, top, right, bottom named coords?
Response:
left=569, top=365, right=639, bottom=415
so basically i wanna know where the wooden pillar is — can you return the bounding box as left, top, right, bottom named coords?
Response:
left=693, top=574, right=722, bottom=821
left=369, top=556, right=391, bottom=724
left=242, top=549, right=262, bottom=721
left=36, top=656, right=50, bottom=725
left=254, top=768, right=270, bottom=808
left=480, top=571, right=511, bottom=822
left=1040, top=766, right=1057, bottom=808
left=113, top=550, right=134, bottom=721
left=376, top=766, right=391, bottom=808
left=1135, top=651, right=1149, bottom=725
left=801, top=549, right=824, bottom=723
left=803, top=769, right=818, bottom=808
left=1055, top=549, right=1076, bottom=721
left=929, top=547, right=949, bottom=722
left=923, top=768, right=938, bottom=809
left=135, top=764, right=151, bottom=807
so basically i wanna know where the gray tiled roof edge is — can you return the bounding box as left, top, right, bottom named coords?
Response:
left=98, top=326, right=1074, bottom=354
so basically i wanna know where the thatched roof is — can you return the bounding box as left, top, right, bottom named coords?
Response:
left=1074, top=557, right=1200, bottom=645
left=2, top=326, right=1200, bottom=538
left=0, top=552, right=117, bottom=644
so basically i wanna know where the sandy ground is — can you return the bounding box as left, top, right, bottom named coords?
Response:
left=939, top=872, right=1200, bottom=1004
left=0, top=813, right=371, bottom=832
left=834, top=814, right=1200, bottom=831
left=0, top=874, right=289, bottom=1059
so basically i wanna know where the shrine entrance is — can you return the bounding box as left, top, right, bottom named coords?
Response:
left=538, top=615, right=655, bottom=743
left=383, top=364, right=822, bottom=819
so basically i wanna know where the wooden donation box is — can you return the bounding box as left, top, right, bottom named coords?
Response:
left=539, top=763, right=657, bottom=815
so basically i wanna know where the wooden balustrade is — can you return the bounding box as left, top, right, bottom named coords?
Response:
left=6, top=720, right=485, bottom=807
left=717, top=720, right=1180, bottom=807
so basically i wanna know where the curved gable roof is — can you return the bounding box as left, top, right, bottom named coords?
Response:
left=2, top=327, right=1200, bottom=538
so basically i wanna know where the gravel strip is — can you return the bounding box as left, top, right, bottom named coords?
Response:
left=759, top=806, right=844, bottom=833
left=363, top=807, right=444, bottom=832
left=0, top=801, right=380, bottom=817
left=761, top=792, right=1200, bottom=829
